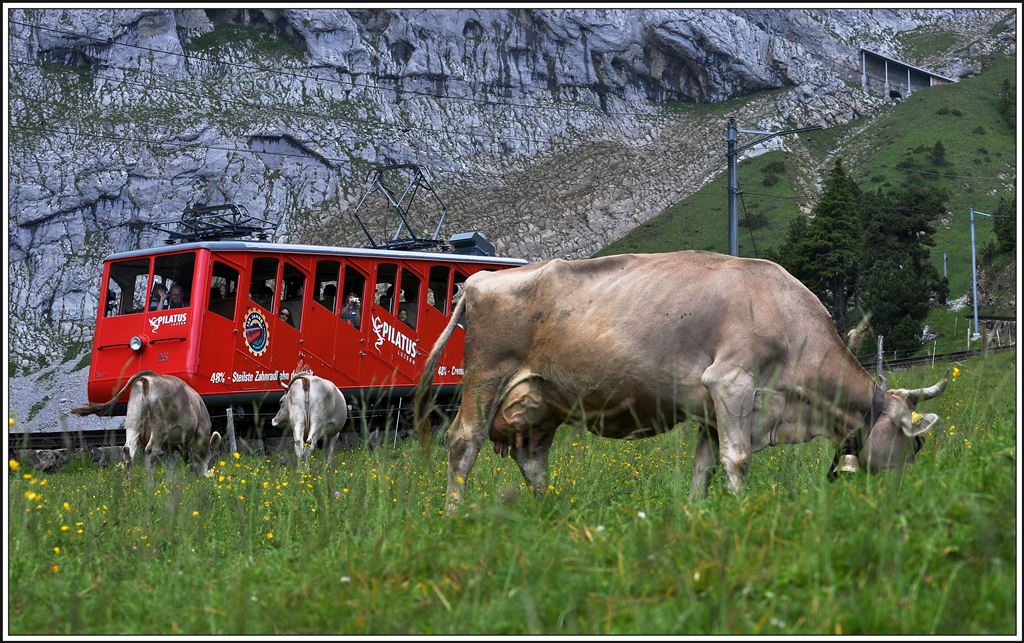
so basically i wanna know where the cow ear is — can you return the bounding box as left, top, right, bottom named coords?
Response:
left=902, top=412, right=940, bottom=437
left=210, top=431, right=222, bottom=448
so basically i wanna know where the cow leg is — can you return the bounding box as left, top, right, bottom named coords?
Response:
left=292, top=425, right=308, bottom=470
left=445, top=408, right=485, bottom=510
left=325, top=431, right=340, bottom=469
left=511, top=431, right=556, bottom=496
left=164, top=452, right=177, bottom=485
left=689, top=425, right=720, bottom=501
left=143, top=443, right=163, bottom=488
left=702, top=364, right=755, bottom=495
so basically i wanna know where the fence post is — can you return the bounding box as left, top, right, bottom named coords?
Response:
left=876, top=336, right=885, bottom=384
left=227, top=406, right=238, bottom=455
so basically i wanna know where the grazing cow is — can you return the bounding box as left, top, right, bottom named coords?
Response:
left=273, top=363, right=349, bottom=467
left=415, top=251, right=949, bottom=508
left=71, top=371, right=221, bottom=480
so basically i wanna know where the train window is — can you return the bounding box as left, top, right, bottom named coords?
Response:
left=452, top=271, right=468, bottom=309
left=341, top=266, right=365, bottom=329
left=249, top=258, right=278, bottom=312
left=107, top=258, right=150, bottom=316
left=428, top=266, right=450, bottom=315
left=279, top=263, right=305, bottom=329
left=375, top=264, right=397, bottom=314
left=208, top=262, right=239, bottom=321
left=399, top=269, right=421, bottom=330
left=314, top=260, right=340, bottom=313
left=150, top=253, right=196, bottom=311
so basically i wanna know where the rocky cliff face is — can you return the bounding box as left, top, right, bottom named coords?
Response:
left=5, top=8, right=1013, bottom=394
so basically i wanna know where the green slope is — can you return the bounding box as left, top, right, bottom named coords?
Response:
left=598, top=54, right=1017, bottom=305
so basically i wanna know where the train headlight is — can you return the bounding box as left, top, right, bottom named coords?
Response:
left=129, top=336, right=145, bottom=352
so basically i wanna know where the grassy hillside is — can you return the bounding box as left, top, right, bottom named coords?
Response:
left=598, top=54, right=1017, bottom=307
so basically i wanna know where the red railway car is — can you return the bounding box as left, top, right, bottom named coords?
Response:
left=86, top=239, right=528, bottom=429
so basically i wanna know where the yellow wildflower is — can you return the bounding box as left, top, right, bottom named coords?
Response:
left=8, top=459, right=19, bottom=471
left=53, top=547, right=60, bottom=555
left=192, top=511, right=200, bottom=517
left=233, top=452, right=241, bottom=460
left=51, top=564, right=60, bottom=573
left=60, top=525, right=70, bottom=532
left=266, top=532, right=274, bottom=540
left=63, top=502, right=71, bottom=510
left=952, top=367, right=960, bottom=378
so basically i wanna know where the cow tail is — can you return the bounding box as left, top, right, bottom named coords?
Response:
left=414, top=293, right=467, bottom=451
left=302, top=376, right=312, bottom=445
left=70, top=370, right=151, bottom=417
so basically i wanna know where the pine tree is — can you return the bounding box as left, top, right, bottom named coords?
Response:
left=993, top=196, right=1016, bottom=252
left=929, top=140, right=947, bottom=166
left=773, top=159, right=862, bottom=331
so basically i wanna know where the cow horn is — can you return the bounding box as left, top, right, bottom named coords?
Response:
left=904, top=370, right=949, bottom=403
left=277, top=370, right=290, bottom=390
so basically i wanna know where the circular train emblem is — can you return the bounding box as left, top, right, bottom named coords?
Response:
left=243, top=308, right=270, bottom=357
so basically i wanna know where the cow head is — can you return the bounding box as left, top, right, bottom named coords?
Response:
left=858, top=372, right=947, bottom=472
left=189, top=431, right=222, bottom=477
left=272, top=370, right=293, bottom=429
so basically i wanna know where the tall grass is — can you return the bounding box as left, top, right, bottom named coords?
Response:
left=7, top=351, right=1016, bottom=635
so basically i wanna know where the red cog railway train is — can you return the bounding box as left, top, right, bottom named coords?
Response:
left=87, top=239, right=527, bottom=431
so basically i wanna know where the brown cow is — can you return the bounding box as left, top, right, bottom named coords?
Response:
left=415, top=251, right=948, bottom=509
left=71, top=371, right=221, bottom=481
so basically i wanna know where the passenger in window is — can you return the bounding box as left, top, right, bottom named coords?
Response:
left=167, top=283, right=189, bottom=309
left=105, top=290, right=120, bottom=316
left=150, top=284, right=168, bottom=310
left=341, top=292, right=361, bottom=329
left=321, top=284, right=337, bottom=309
left=398, top=308, right=409, bottom=325
left=252, top=283, right=273, bottom=309
left=279, top=308, right=294, bottom=326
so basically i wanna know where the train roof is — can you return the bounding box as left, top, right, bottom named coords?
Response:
left=102, top=240, right=531, bottom=267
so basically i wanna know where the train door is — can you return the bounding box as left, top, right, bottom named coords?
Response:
left=392, top=263, right=424, bottom=381
left=234, top=256, right=278, bottom=391
left=442, top=268, right=470, bottom=381
left=90, top=257, right=150, bottom=393
left=273, top=260, right=308, bottom=376
left=421, top=264, right=452, bottom=373
left=198, top=255, right=242, bottom=390
left=306, top=259, right=341, bottom=378
left=364, top=261, right=400, bottom=388
left=142, top=252, right=196, bottom=374
left=334, top=262, right=368, bottom=387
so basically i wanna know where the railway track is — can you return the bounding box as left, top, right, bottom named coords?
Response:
left=859, top=343, right=1015, bottom=371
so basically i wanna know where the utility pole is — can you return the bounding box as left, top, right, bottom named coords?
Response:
left=969, top=207, right=995, bottom=338
left=727, top=119, right=739, bottom=256
left=726, top=120, right=822, bottom=256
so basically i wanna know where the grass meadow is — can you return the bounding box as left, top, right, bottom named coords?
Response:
left=6, top=350, right=1018, bottom=635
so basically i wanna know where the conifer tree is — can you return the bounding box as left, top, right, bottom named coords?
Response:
left=993, top=196, right=1016, bottom=252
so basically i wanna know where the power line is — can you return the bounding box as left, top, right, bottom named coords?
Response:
left=738, top=190, right=760, bottom=258
left=7, top=18, right=732, bottom=122
left=860, top=158, right=1009, bottom=182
